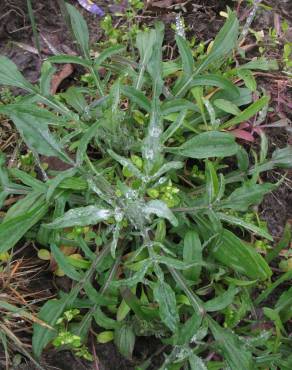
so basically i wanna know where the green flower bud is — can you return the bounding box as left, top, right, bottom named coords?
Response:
left=131, top=154, right=143, bottom=169
left=122, top=166, right=133, bottom=178
left=147, top=188, right=159, bottom=199
left=97, top=331, right=114, bottom=343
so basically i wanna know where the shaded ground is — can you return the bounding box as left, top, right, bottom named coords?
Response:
left=0, top=0, right=291, bottom=369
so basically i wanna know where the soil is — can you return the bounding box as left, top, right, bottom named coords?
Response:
left=0, top=0, right=291, bottom=369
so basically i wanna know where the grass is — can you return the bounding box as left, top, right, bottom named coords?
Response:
left=0, top=2, right=291, bottom=369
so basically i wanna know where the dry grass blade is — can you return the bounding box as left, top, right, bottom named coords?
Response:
left=0, top=323, right=45, bottom=370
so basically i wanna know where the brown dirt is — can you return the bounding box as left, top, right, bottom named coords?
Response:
left=248, top=2, right=292, bottom=238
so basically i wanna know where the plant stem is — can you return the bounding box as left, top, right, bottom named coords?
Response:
left=26, top=0, right=41, bottom=57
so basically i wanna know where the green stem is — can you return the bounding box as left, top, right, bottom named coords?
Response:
left=89, top=66, right=104, bottom=97
left=26, top=0, right=41, bottom=57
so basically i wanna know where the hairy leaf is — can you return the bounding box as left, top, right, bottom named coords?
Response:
left=204, top=285, right=238, bottom=312
left=8, top=111, right=71, bottom=163
left=114, top=324, right=135, bottom=359
left=183, top=230, right=202, bottom=281
left=211, top=229, right=272, bottom=280
left=208, top=318, right=253, bottom=370
left=218, top=212, right=273, bottom=241
left=214, top=98, right=241, bottom=116
left=175, top=12, right=239, bottom=96
left=0, top=56, right=35, bottom=92
left=0, top=198, right=48, bottom=253
left=167, top=131, right=239, bottom=159
left=176, top=34, right=194, bottom=75
left=221, top=182, right=275, bottom=211
left=32, top=298, right=65, bottom=357
left=44, top=206, right=112, bottom=229
left=49, top=54, right=91, bottom=68
left=221, top=96, right=269, bottom=129
left=66, top=3, right=89, bottom=58
left=94, top=45, right=125, bottom=66
left=153, top=281, right=179, bottom=332
left=144, top=200, right=178, bottom=226
left=51, top=244, right=82, bottom=281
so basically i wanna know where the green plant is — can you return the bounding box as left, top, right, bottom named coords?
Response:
left=0, top=4, right=292, bottom=368
left=100, top=0, right=144, bottom=47
left=283, top=42, right=292, bottom=72
left=52, top=309, right=93, bottom=360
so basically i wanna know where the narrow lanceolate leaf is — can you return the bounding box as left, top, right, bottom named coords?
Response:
left=213, top=87, right=252, bottom=108
left=0, top=56, right=35, bottom=92
left=205, top=160, right=219, bottom=203
left=183, top=230, right=202, bottom=281
left=111, top=260, right=152, bottom=287
left=46, top=168, right=78, bottom=201
left=0, top=154, right=9, bottom=186
left=121, top=86, right=151, bottom=112
left=0, top=198, right=48, bottom=253
left=151, top=161, right=183, bottom=181
left=48, top=55, right=92, bottom=68
left=40, top=61, right=56, bottom=96
left=61, top=86, right=87, bottom=113
left=44, top=206, right=112, bottom=229
left=135, top=28, right=157, bottom=89
left=218, top=212, right=273, bottom=241
left=221, top=95, right=269, bottom=129
left=50, top=244, right=82, bottom=281
left=9, top=168, right=46, bottom=193
left=114, top=324, right=135, bottom=359
left=153, top=281, right=179, bottom=332
left=142, top=99, right=163, bottom=174
left=237, top=69, right=257, bottom=92
left=84, top=282, right=117, bottom=306
left=196, top=11, right=239, bottom=74
left=161, top=110, right=187, bottom=143
left=238, top=58, right=278, bottom=71
left=0, top=103, right=61, bottom=121
left=266, top=223, right=291, bottom=263
left=175, top=12, right=239, bottom=96
left=142, top=23, right=165, bottom=173
left=94, top=45, right=125, bottom=66
left=144, top=200, right=178, bottom=227
left=189, top=354, right=208, bottom=370
left=204, top=285, right=238, bottom=312
left=66, top=3, right=90, bottom=58
left=5, top=192, right=44, bottom=221
left=275, top=287, right=292, bottom=323
left=257, top=146, right=292, bottom=172
left=174, top=75, right=239, bottom=98
left=175, top=34, right=194, bottom=75
left=220, top=182, right=275, bottom=211
left=76, top=122, right=100, bottom=165
left=145, top=21, right=164, bottom=96
left=167, top=131, right=239, bottom=159
left=214, top=99, right=241, bottom=116
left=6, top=110, right=72, bottom=163
left=32, top=298, right=66, bottom=357
left=120, top=287, right=154, bottom=320
left=176, top=313, right=202, bottom=345
left=155, top=255, right=207, bottom=270
left=162, top=60, right=180, bottom=77
left=208, top=317, right=253, bottom=370
left=211, top=229, right=272, bottom=280
left=93, top=307, right=119, bottom=329
left=161, top=99, right=199, bottom=116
